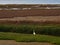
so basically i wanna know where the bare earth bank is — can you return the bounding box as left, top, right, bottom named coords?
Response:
left=0, top=40, right=54, bottom=45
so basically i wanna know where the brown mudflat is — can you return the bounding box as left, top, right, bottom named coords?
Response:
left=0, top=9, right=60, bottom=18
left=0, top=9, right=60, bottom=24
left=0, top=40, right=54, bottom=45
left=0, top=16, right=60, bottom=24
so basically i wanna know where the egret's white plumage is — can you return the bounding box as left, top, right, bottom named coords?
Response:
left=33, top=31, right=36, bottom=35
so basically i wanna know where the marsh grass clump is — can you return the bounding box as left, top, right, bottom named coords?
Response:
left=0, top=24, right=60, bottom=36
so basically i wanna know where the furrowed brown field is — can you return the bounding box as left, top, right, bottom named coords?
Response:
left=0, top=9, right=60, bottom=18
left=0, top=9, right=60, bottom=24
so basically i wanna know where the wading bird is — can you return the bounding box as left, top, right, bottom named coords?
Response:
left=33, top=30, right=36, bottom=35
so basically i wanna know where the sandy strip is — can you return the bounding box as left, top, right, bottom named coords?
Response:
left=0, top=40, right=54, bottom=45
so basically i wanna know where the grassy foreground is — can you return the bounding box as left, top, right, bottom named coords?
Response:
left=0, top=32, right=60, bottom=45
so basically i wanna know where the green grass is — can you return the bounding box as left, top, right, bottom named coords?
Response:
left=0, top=24, right=60, bottom=45
left=0, top=32, right=60, bottom=45
left=0, top=24, right=60, bottom=36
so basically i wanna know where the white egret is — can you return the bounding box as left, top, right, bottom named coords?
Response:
left=33, top=30, right=36, bottom=35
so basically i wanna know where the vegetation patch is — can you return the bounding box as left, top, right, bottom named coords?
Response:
left=0, top=32, right=59, bottom=45
left=0, top=24, right=60, bottom=36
